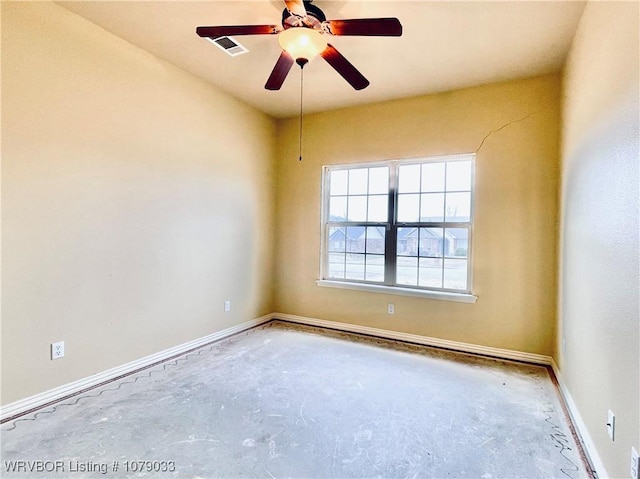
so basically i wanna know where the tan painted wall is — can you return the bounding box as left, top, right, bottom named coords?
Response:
left=274, top=75, right=560, bottom=356
left=1, top=2, right=276, bottom=405
left=559, top=2, right=639, bottom=477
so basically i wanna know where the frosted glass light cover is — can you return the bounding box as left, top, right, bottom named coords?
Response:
left=278, top=28, right=327, bottom=60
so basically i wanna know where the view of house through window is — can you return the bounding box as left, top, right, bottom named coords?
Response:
left=322, top=155, right=474, bottom=294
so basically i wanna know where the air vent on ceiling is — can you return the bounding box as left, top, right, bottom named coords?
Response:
left=206, top=36, right=249, bottom=57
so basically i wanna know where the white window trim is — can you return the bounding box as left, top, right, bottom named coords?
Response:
left=319, top=154, right=477, bottom=302
left=316, top=279, right=478, bottom=303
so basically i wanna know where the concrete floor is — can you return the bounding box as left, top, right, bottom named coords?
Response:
left=2, top=321, right=591, bottom=478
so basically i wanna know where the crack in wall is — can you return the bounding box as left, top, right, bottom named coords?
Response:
left=475, top=109, right=544, bottom=153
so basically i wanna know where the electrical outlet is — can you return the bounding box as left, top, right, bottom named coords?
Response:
left=51, top=341, right=64, bottom=360
left=387, top=303, right=395, bottom=314
left=631, top=447, right=639, bottom=479
left=224, top=300, right=231, bottom=312
left=606, top=409, right=615, bottom=441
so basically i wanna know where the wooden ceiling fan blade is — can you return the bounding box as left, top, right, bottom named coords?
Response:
left=324, top=18, right=402, bottom=36
left=265, top=51, right=295, bottom=90
left=196, top=25, right=280, bottom=38
left=320, top=44, right=369, bottom=90
left=284, top=0, right=307, bottom=17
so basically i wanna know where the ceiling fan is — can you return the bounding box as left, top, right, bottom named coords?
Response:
left=196, top=0, right=402, bottom=91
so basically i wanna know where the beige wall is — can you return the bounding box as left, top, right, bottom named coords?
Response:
left=274, top=75, right=560, bottom=356
left=559, top=2, right=639, bottom=478
left=1, top=2, right=276, bottom=404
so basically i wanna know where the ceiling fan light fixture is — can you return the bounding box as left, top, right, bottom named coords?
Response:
left=278, top=27, right=327, bottom=61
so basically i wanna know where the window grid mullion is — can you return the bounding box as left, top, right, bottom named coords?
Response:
left=341, top=225, right=347, bottom=280
left=363, top=170, right=370, bottom=280
left=365, top=168, right=370, bottom=224
left=439, top=163, right=447, bottom=289
left=386, top=164, right=398, bottom=286
left=363, top=227, right=368, bottom=280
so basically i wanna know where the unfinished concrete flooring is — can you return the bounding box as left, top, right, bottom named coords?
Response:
left=1, top=321, right=590, bottom=478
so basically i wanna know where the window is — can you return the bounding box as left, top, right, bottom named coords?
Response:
left=320, top=155, right=475, bottom=300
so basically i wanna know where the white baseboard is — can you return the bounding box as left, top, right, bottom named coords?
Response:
left=3, top=311, right=601, bottom=478
left=1, top=312, right=553, bottom=419
left=551, top=359, right=607, bottom=479
left=0, top=314, right=273, bottom=422
left=4, top=310, right=600, bottom=479
left=273, top=312, right=553, bottom=366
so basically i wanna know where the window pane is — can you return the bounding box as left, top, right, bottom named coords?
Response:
left=365, top=254, right=385, bottom=282
left=397, top=227, right=418, bottom=256
left=325, top=157, right=473, bottom=291
left=420, top=193, right=445, bottom=222
left=396, top=256, right=418, bottom=285
left=328, top=253, right=345, bottom=279
left=445, top=192, right=471, bottom=222
left=397, top=194, right=420, bottom=222
left=419, top=258, right=443, bottom=288
left=398, top=164, right=421, bottom=193
left=329, top=196, right=347, bottom=220
left=328, top=227, right=346, bottom=252
left=330, top=170, right=348, bottom=196
left=347, top=196, right=367, bottom=221
left=369, top=167, right=389, bottom=194
left=345, top=253, right=365, bottom=280
left=366, top=227, right=385, bottom=254
left=419, top=228, right=443, bottom=257
left=346, top=227, right=365, bottom=253
left=444, top=228, right=468, bottom=257
left=421, top=162, right=445, bottom=192
left=443, top=258, right=468, bottom=290
left=348, top=169, right=368, bottom=195
left=367, top=195, right=388, bottom=222
left=446, top=161, right=471, bottom=191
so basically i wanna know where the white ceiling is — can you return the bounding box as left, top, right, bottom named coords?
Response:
left=57, top=1, right=586, bottom=119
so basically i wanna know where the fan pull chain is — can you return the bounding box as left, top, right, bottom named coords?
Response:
left=298, top=62, right=304, bottom=161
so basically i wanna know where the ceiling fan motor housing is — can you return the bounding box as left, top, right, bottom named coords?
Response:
left=282, top=1, right=326, bottom=30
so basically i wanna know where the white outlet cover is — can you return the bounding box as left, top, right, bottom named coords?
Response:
left=387, top=303, right=395, bottom=314
left=224, top=301, right=231, bottom=312
left=51, top=341, right=64, bottom=360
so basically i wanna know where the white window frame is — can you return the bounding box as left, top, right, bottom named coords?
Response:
left=317, top=154, right=477, bottom=303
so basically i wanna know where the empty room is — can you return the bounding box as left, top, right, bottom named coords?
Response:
left=1, top=1, right=638, bottom=478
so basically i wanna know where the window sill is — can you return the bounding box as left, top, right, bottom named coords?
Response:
left=316, top=280, right=478, bottom=303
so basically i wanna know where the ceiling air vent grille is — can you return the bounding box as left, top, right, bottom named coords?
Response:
left=206, top=36, right=249, bottom=56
